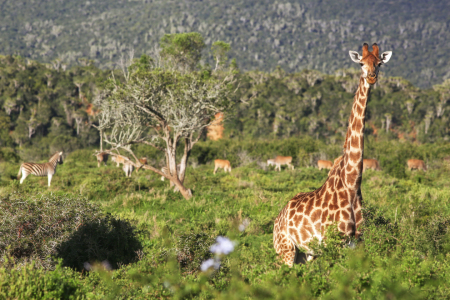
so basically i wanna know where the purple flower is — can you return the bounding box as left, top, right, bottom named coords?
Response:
left=200, top=258, right=221, bottom=271
left=210, top=236, right=236, bottom=255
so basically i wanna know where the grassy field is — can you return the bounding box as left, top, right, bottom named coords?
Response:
left=1, top=142, right=450, bottom=299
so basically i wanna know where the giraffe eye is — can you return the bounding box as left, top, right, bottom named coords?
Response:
left=359, top=63, right=363, bottom=66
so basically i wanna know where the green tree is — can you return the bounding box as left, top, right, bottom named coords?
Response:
left=94, top=34, right=236, bottom=199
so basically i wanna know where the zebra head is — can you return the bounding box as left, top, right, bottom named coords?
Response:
left=57, top=151, right=64, bottom=164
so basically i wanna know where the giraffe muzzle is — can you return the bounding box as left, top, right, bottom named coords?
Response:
left=367, top=75, right=377, bottom=84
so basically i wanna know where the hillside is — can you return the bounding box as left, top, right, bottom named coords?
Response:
left=1, top=0, right=449, bottom=88
left=1, top=54, right=449, bottom=162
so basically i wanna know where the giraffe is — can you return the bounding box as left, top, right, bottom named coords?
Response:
left=273, top=43, right=392, bottom=266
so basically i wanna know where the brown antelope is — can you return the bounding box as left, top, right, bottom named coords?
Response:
left=317, top=160, right=333, bottom=170
left=268, top=156, right=294, bottom=171
left=363, top=159, right=381, bottom=172
left=407, top=159, right=427, bottom=171
left=274, top=43, right=392, bottom=265
left=111, top=155, right=129, bottom=167
left=94, top=152, right=109, bottom=167
left=214, top=159, right=231, bottom=174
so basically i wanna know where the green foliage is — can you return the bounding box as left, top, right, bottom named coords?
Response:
left=160, top=32, right=205, bottom=71
left=1, top=142, right=450, bottom=298
left=0, top=1, right=449, bottom=88
left=0, top=192, right=102, bottom=270
left=0, top=261, right=85, bottom=299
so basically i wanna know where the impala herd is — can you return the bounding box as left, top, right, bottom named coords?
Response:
left=15, top=151, right=428, bottom=187
left=92, top=152, right=428, bottom=178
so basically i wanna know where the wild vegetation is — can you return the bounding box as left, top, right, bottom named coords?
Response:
left=1, top=54, right=449, bottom=164
left=1, top=0, right=450, bottom=88
left=1, top=140, right=450, bottom=298
left=1, top=25, right=450, bottom=298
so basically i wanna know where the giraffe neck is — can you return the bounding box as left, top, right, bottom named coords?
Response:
left=342, top=76, right=370, bottom=189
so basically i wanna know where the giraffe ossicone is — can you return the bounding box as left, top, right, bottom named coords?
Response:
left=273, top=43, right=392, bottom=266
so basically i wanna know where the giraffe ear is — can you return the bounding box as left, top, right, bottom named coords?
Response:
left=380, top=51, right=392, bottom=64
left=349, top=51, right=362, bottom=63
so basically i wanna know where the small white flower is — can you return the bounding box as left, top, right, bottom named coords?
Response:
left=210, top=236, right=236, bottom=255
left=200, top=258, right=221, bottom=271
left=239, top=218, right=251, bottom=232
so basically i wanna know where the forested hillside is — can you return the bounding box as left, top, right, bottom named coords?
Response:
left=0, top=0, right=449, bottom=88
left=1, top=54, right=449, bottom=162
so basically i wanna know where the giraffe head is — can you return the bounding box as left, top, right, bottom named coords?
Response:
left=349, top=43, right=392, bottom=85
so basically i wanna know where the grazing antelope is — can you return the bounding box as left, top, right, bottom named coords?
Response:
left=161, top=164, right=181, bottom=181
left=317, top=160, right=333, bottom=170
left=269, top=156, right=294, bottom=171
left=17, top=152, right=64, bottom=187
left=214, top=159, right=231, bottom=174
left=267, top=159, right=276, bottom=167
left=363, top=159, right=381, bottom=172
left=274, top=43, right=392, bottom=265
left=111, top=155, right=129, bottom=167
left=94, top=152, right=109, bottom=167
left=407, top=159, right=427, bottom=171
left=123, top=161, right=135, bottom=177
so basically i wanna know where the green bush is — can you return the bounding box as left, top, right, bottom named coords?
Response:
left=0, top=261, right=85, bottom=299
left=0, top=192, right=102, bottom=270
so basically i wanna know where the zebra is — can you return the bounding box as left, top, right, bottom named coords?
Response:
left=123, top=161, right=135, bottom=177
left=17, top=152, right=63, bottom=187
left=161, top=164, right=181, bottom=181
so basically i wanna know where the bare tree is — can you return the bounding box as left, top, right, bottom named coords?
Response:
left=94, top=34, right=236, bottom=200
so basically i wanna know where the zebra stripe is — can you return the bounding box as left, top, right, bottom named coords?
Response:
left=17, top=152, right=63, bottom=187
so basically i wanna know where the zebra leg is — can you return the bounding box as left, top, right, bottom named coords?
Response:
left=20, top=172, right=28, bottom=184
left=48, top=174, right=53, bottom=187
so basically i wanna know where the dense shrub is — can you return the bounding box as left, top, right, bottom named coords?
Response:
left=56, top=214, right=143, bottom=271
left=0, top=192, right=102, bottom=270
left=0, top=261, right=84, bottom=299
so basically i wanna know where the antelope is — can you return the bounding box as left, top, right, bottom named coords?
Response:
left=407, top=159, right=426, bottom=171
left=123, top=161, right=134, bottom=177
left=111, top=155, right=129, bottom=167
left=214, top=159, right=232, bottom=174
left=269, top=156, right=294, bottom=171
left=363, top=159, right=381, bottom=172
left=17, top=152, right=64, bottom=187
left=94, top=152, right=109, bottom=167
left=317, top=160, right=332, bottom=170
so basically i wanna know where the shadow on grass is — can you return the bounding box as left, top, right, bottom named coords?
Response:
left=56, top=214, right=143, bottom=271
